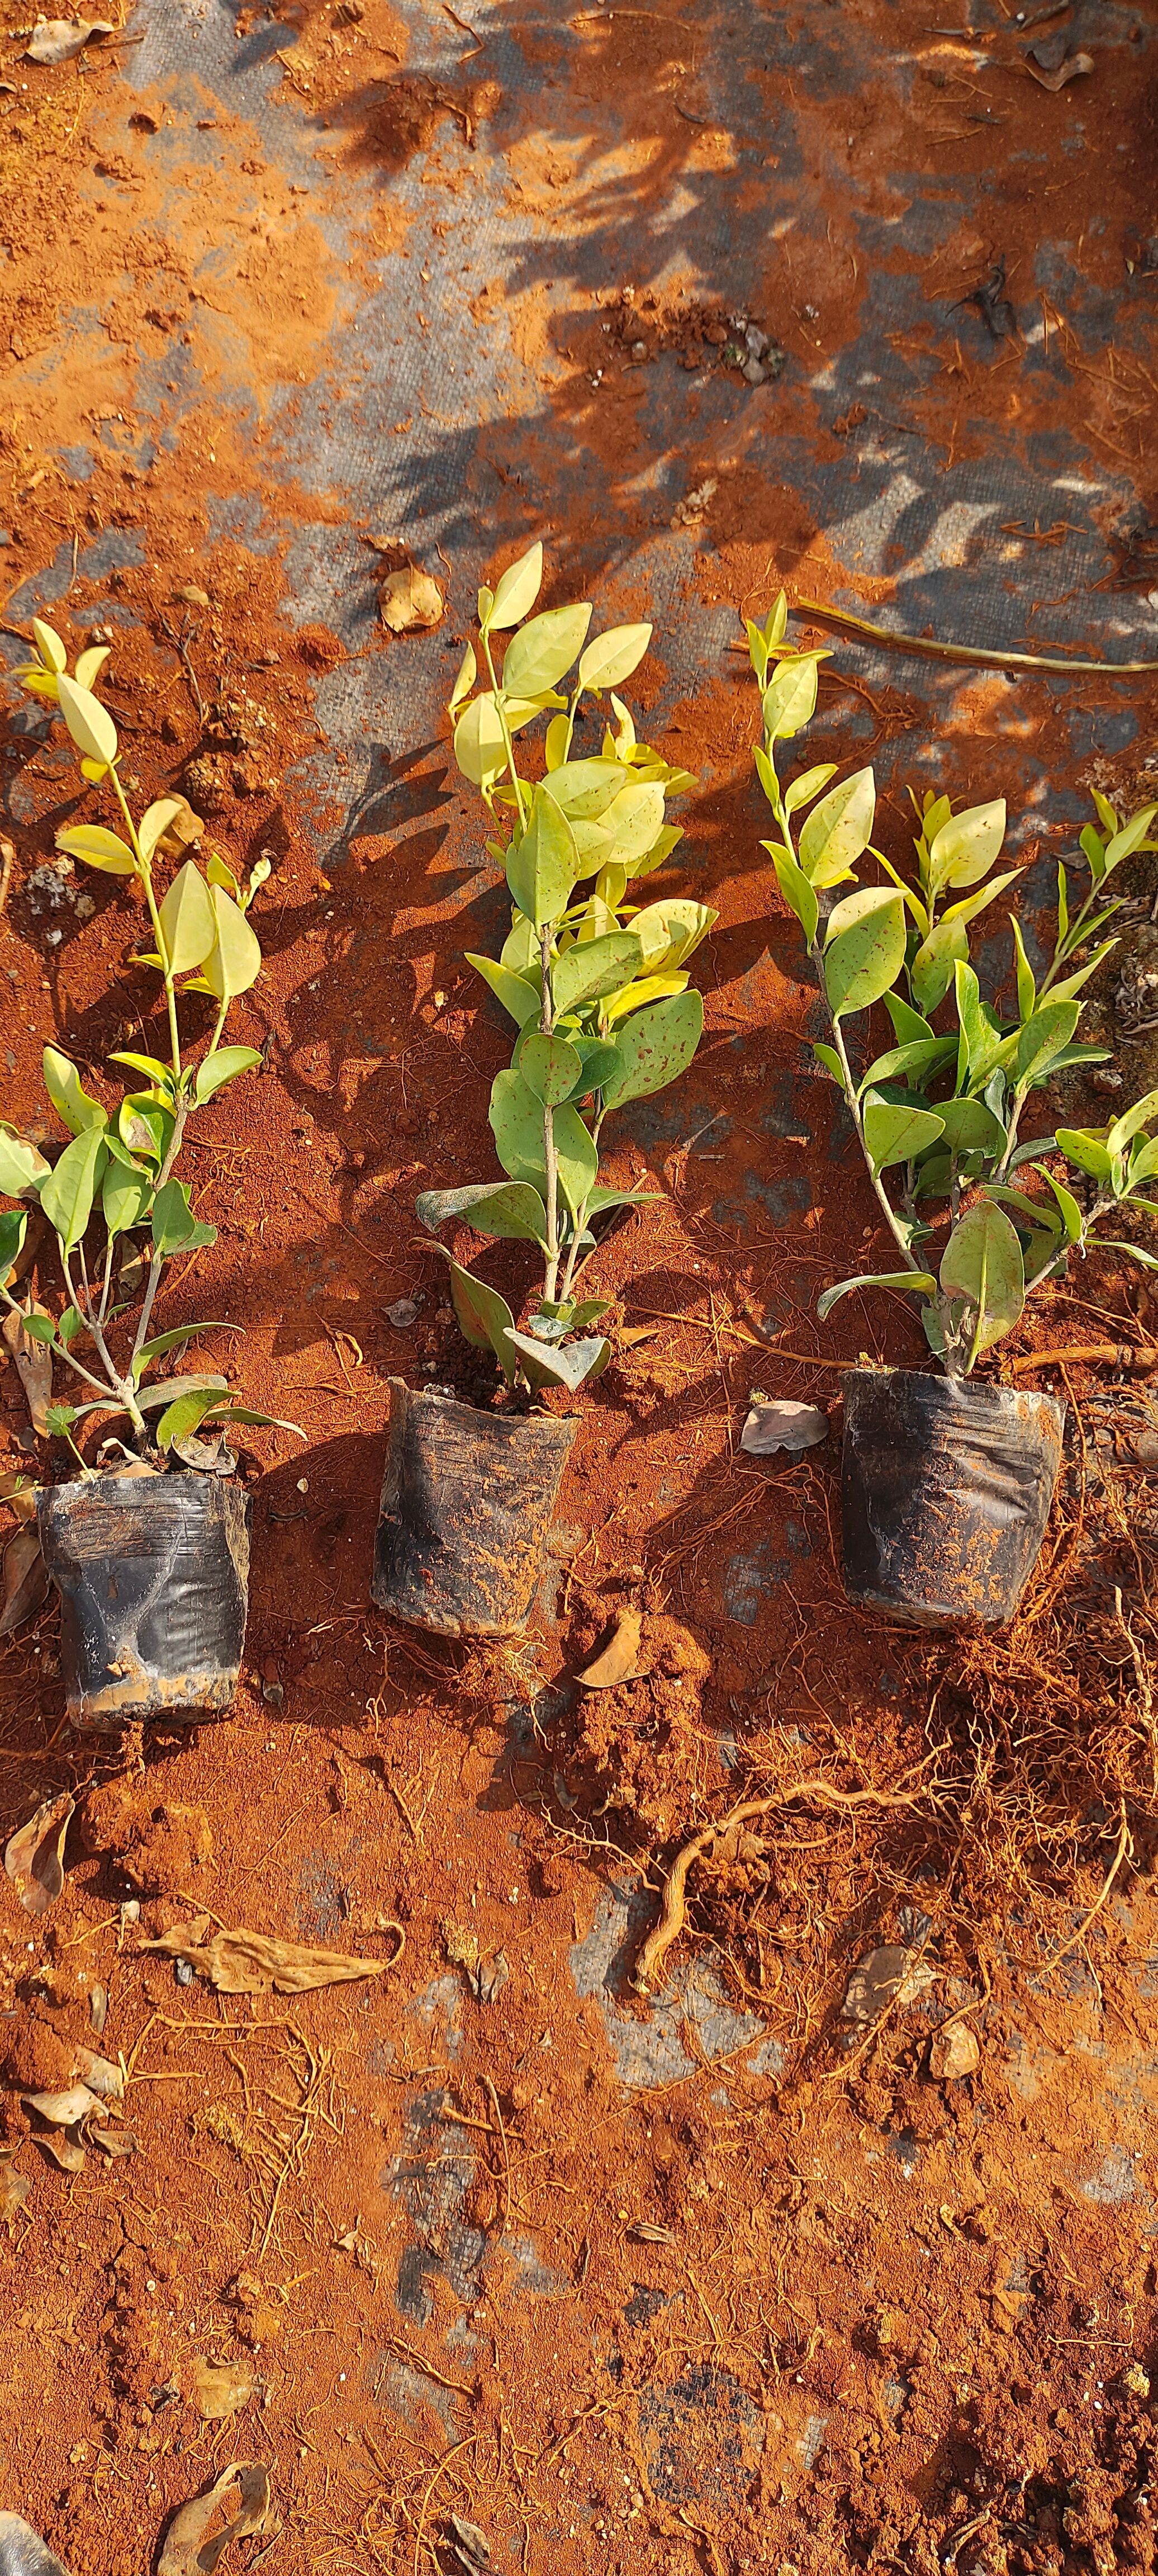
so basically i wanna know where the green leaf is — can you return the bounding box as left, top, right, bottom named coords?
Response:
left=551, top=1104, right=600, bottom=1216
left=564, top=1038, right=620, bottom=1100
left=0, top=1129, right=49, bottom=1200
left=600, top=991, right=704, bottom=1107
left=1103, top=802, right=1158, bottom=874
left=926, top=797, right=1006, bottom=892
left=42, top=1045, right=106, bottom=1138
left=939, top=1200, right=1025, bottom=1356
left=416, top=1180, right=548, bottom=1242
left=862, top=1096, right=945, bottom=1173
left=56, top=1304, right=82, bottom=1346
left=466, top=951, right=542, bottom=1026
left=798, top=765, right=875, bottom=888
left=934, top=1095, right=1007, bottom=1157
left=910, top=914, right=968, bottom=1015
left=156, top=1385, right=225, bottom=1452
left=502, top=603, right=592, bottom=698
left=542, top=757, right=627, bottom=820
left=817, top=1269, right=937, bottom=1321
left=194, top=1045, right=262, bottom=1104
left=600, top=780, right=667, bottom=871
left=506, top=1329, right=610, bottom=1392
left=1127, top=1137, right=1158, bottom=1190
left=552, top=932, right=643, bottom=1016
left=1032, top=1163, right=1083, bottom=1242
left=1046, top=940, right=1119, bottom=1007
left=447, top=1258, right=516, bottom=1380
left=56, top=673, right=118, bottom=766
left=118, top=1094, right=173, bottom=1167
left=762, top=654, right=823, bottom=742
left=487, top=541, right=543, bottom=630
left=489, top=1068, right=548, bottom=1188
left=0, top=1209, right=26, bottom=1285
left=151, top=1177, right=216, bottom=1257
left=507, top=787, right=578, bottom=929
left=1055, top=1125, right=1114, bottom=1185
left=784, top=761, right=838, bottom=816
left=203, top=883, right=262, bottom=999
left=131, top=1320, right=237, bottom=1384
left=102, top=1154, right=153, bottom=1241
left=857, top=1037, right=956, bottom=1096
left=983, top=1183, right=1060, bottom=1235
left=157, top=859, right=216, bottom=977
left=1092, top=1239, right=1158, bottom=1273
left=884, top=993, right=935, bottom=1046
left=1056, top=860, right=1070, bottom=946
left=20, top=1310, right=56, bottom=1344
left=812, top=1043, right=845, bottom=1085
left=823, top=887, right=907, bottom=1020
left=768, top=844, right=818, bottom=946
left=454, top=691, right=507, bottom=787
left=1106, top=1085, right=1158, bottom=1159
left=1010, top=917, right=1037, bottom=1022
left=54, top=823, right=136, bottom=875
left=108, top=1051, right=177, bottom=1091
left=1015, top=1000, right=1081, bottom=1088
left=39, top=1126, right=108, bottom=1251
left=518, top=1031, right=583, bottom=1106
left=44, top=1404, right=79, bottom=1436
left=500, top=914, right=540, bottom=978
left=753, top=744, right=781, bottom=811
left=577, top=623, right=652, bottom=692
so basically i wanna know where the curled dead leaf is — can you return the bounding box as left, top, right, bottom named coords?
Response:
left=0, top=2516, right=73, bottom=2575
left=0, top=1524, right=49, bottom=1637
left=0, top=1469, right=37, bottom=1524
left=24, top=2082, right=99, bottom=2125
left=158, top=2461, right=271, bottom=2576
left=1026, top=46, right=1093, bottom=89
left=73, top=2048, right=124, bottom=2100
left=0, top=2153, right=31, bottom=2232
left=88, top=2123, right=137, bottom=2158
left=741, top=1398, right=828, bottom=1457
left=841, top=1944, right=938, bottom=2028
left=928, top=2021, right=980, bottom=2081
left=576, top=1606, right=643, bottom=1689
left=25, top=15, right=117, bottom=62
left=143, top=1916, right=396, bottom=1994
left=88, top=1983, right=107, bottom=2035
left=2, top=1300, right=53, bottom=1438
left=448, top=2521, right=491, bottom=2575
left=189, top=2355, right=257, bottom=2420
left=36, top=2129, right=86, bottom=2174
left=153, top=795, right=205, bottom=861
left=5, top=1791, right=74, bottom=1915
left=380, top=566, right=444, bottom=634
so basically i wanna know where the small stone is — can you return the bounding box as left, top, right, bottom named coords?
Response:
left=1123, top=2362, right=1151, bottom=2398
left=387, top=1297, right=420, bottom=1329
left=296, top=1477, right=309, bottom=1493
left=262, top=1680, right=284, bottom=1707
left=174, top=1958, right=195, bottom=1986
left=743, top=357, right=765, bottom=384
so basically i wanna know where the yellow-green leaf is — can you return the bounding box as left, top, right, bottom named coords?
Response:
left=454, top=691, right=507, bottom=787
left=501, top=603, right=592, bottom=699
left=204, top=883, right=262, bottom=999
left=43, top=1046, right=106, bottom=1138
left=54, top=824, right=136, bottom=875
left=577, top=623, right=652, bottom=693
left=488, top=541, right=544, bottom=631
left=32, top=617, right=66, bottom=674
left=73, top=644, right=110, bottom=690
left=447, top=640, right=477, bottom=714
left=158, top=860, right=216, bottom=976
left=139, top=797, right=188, bottom=864
left=56, top=673, right=118, bottom=767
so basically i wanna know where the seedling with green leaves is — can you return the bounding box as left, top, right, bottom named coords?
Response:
left=748, top=593, right=1158, bottom=1375
left=418, top=543, right=714, bottom=1394
left=0, top=619, right=293, bottom=1458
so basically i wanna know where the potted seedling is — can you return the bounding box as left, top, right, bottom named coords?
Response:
left=748, top=594, right=1158, bottom=1626
left=1, top=619, right=296, bottom=1722
left=373, top=542, right=714, bottom=1637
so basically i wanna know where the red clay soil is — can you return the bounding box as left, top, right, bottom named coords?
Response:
left=1, top=2, right=1158, bottom=2573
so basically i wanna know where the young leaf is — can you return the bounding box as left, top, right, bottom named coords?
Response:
left=1015, top=1000, right=1081, bottom=1088
left=447, top=1258, right=516, bottom=1380
left=101, top=1156, right=152, bottom=1241
left=1055, top=1125, right=1114, bottom=1185
left=489, top=1068, right=548, bottom=1187
left=488, top=541, right=544, bottom=630
left=39, top=1126, right=108, bottom=1251
left=158, top=860, right=217, bottom=976
left=501, top=603, right=592, bottom=698
left=506, top=1329, right=610, bottom=1392
left=798, top=765, right=875, bottom=888
left=42, top=1046, right=107, bottom=1138
left=812, top=1043, right=845, bottom=1085
left=1010, top=917, right=1037, bottom=1022
left=762, top=654, right=823, bottom=743
left=31, top=617, right=66, bottom=674
left=544, top=713, right=570, bottom=770
left=506, top=787, right=578, bottom=929
left=939, top=1199, right=1025, bottom=1355
left=194, top=1046, right=262, bottom=1104
left=909, top=913, right=969, bottom=1015
left=518, top=1031, right=583, bottom=1106
left=784, top=761, right=839, bottom=816
left=577, top=624, right=652, bottom=692
left=150, top=1177, right=214, bottom=1257
left=448, top=640, right=477, bottom=713
left=56, top=1304, right=82, bottom=1347
left=54, top=823, right=136, bottom=875
left=768, top=845, right=818, bottom=946
left=926, top=797, right=1006, bottom=891
left=823, top=888, right=907, bottom=1020
left=18, top=1309, right=56, bottom=1345
left=817, top=1269, right=937, bottom=1321
left=1032, top=1163, right=1084, bottom=1242
left=862, top=1097, right=946, bottom=1172
left=416, top=1180, right=548, bottom=1242
left=1103, top=802, right=1158, bottom=874
left=454, top=692, right=507, bottom=787
left=600, top=990, right=703, bottom=1106
left=204, top=884, right=262, bottom=998
left=55, top=674, right=118, bottom=768
left=464, top=952, right=542, bottom=1026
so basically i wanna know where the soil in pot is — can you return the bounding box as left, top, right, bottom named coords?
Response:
left=37, top=1470, right=251, bottom=1726
left=372, top=1377, right=577, bottom=1638
left=841, top=1367, right=1065, bottom=1629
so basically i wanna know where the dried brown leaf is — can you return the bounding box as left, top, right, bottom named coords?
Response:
left=153, top=794, right=205, bottom=861
left=576, top=1607, right=642, bottom=1690
left=36, top=2129, right=86, bottom=2174
left=380, top=566, right=444, bottom=634
left=25, top=14, right=116, bottom=60
left=143, top=1916, right=392, bottom=1995
left=5, top=1792, right=74, bottom=1915
left=842, top=1944, right=939, bottom=2026
left=0, top=2154, right=31, bottom=2232
left=189, top=2356, right=256, bottom=2420
left=172, top=586, right=211, bottom=610
left=741, top=1398, right=828, bottom=1457
left=2, top=1301, right=53, bottom=1437
left=1025, top=46, right=1092, bottom=87
left=0, top=1469, right=37, bottom=1524
left=158, top=2463, right=270, bottom=2576
left=0, top=1526, right=49, bottom=1638
left=928, top=2022, right=980, bottom=2081
left=88, top=1984, right=107, bottom=2035
left=87, top=2123, right=137, bottom=2158
left=73, top=2048, right=124, bottom=2100
left=24, top=2083, right=99, bottom=2125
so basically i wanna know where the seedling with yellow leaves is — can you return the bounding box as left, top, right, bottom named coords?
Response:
left=419, top=543, right=715, bottom=1393
left=0, top=618, right=291, bottom=1454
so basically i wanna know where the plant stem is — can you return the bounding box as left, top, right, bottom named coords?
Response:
left=539, top=926, right=561, bottom=1300
left=808, top=936, right=923, bottom=1270
left=0, top=1282, right=113, bottom=1403
left=108, top=766, right=183, bottom=1082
